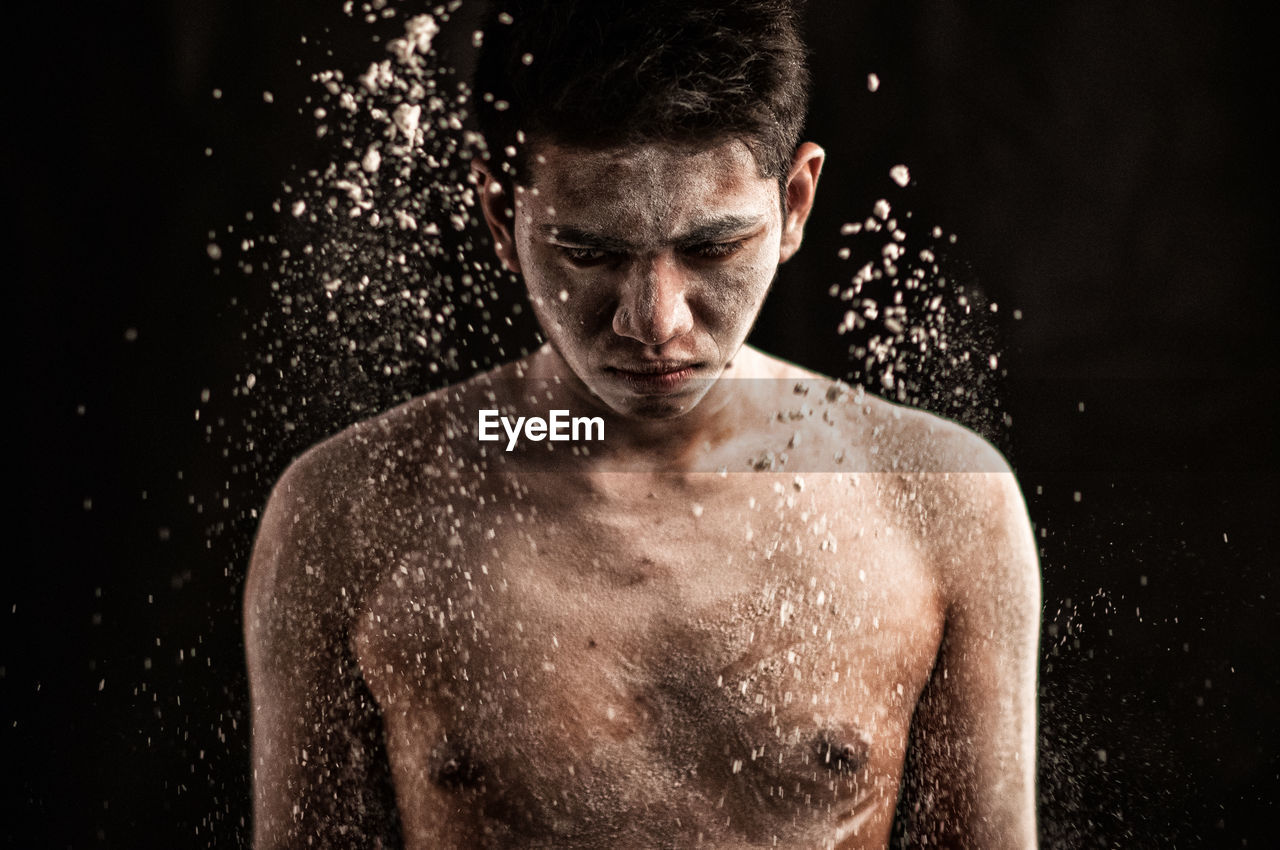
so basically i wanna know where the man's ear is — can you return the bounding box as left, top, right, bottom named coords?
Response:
left=471, top=159, right=522, bottom=274
left=778, top=142, right=825, bottom=263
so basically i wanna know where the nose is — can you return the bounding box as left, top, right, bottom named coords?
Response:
left=611, top=254, right=694, bottom=346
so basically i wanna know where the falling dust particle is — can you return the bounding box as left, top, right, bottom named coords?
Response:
left=867, top=73, right=880, bottom=92
left=889, top=165, right=910, bottom=187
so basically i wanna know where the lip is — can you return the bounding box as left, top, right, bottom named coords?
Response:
left=605, top=362, right=701, bottom=393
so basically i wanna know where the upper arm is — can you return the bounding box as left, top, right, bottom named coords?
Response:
left=244, top=453, right=403, bottom=849
left=899, top=460, right=1041, bottom=848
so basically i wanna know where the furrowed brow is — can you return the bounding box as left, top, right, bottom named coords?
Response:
left=537, top=225, right=633, bottom=253
left=537, top=214, right=765, bottom=252
left=674, top=215, right=766, bottom=245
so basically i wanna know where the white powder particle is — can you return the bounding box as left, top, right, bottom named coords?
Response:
left=392, top=103, right=422, bottom=143
left=360, top=60, right=393, bottom=93
left=405, top=15, right=440, bottom=54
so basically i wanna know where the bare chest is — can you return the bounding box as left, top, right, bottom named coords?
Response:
left=354, top=476, right=945, bottom=846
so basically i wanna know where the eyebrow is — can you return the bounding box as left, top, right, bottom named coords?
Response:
left=538, top=214, right=765, bottom=252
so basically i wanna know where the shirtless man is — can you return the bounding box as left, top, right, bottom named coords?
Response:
left=244, top=1, right=1040, bottom=847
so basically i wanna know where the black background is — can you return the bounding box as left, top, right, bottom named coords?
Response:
left=7, top=1, right=1277, bottom=847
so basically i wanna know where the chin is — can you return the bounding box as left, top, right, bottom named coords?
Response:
left=617, top=397, right=697, bottom=420
left=599, top=382, right=717, bottom=421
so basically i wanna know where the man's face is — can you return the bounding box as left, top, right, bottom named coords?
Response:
left=481, top=139, right=821, bottom=419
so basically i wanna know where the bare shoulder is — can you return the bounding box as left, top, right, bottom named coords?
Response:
left=874, top=400, right=1038, bottom=606
left=249, top=397, right=424, bottom=555
left=244, top=379, right=476, bottom=621
left=746, top=348, right=1015, bottom=476
left=835, top=385, right=1008, bottom=475
left=811, top=383, right=1037, bottom=599
left=246, top=356, right=528, bottom=577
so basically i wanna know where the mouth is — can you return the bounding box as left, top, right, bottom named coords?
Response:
left=605, top=361, right=702, bottom=393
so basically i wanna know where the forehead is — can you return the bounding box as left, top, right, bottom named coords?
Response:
left=520, top=139, right=778, bottom=238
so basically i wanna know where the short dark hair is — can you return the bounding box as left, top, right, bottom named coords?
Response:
left=473, top=0, right=810, bottom=184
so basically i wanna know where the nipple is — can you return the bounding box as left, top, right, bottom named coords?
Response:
left=433, top=743, right=484, bottom=789
left=814, top=730, right=871, bottom=773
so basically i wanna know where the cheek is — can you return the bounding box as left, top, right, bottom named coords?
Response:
left=526, top=258, right=587, bottom=303
left=694, top=252, right=776, bottom=328
left=514, top=238, right=567, bottom=303
left=521, top=254, right=611, bottom=330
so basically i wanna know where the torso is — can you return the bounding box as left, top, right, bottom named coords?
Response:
left=342, top=364, right=952, bottom=848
